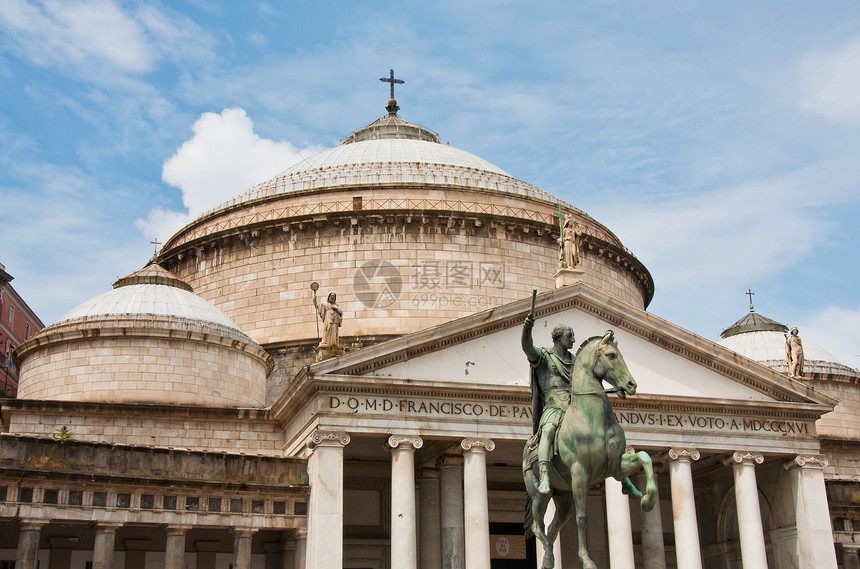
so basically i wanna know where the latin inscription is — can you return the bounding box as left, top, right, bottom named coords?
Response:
left=328, top=396, right=532, bottom=420
left=327, top=396, right=813, bottom=436
left=614, top=411, right=811, bottom=436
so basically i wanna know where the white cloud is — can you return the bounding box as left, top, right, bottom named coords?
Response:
left=136, top=108, right=326, bottom=242
left=798, top=36, right=860, bottom=123
left=0, top=0, right=213, bottom=76
left=800, top=304, right=860, bottom=370
left=161, top=108, right=323, bottom=217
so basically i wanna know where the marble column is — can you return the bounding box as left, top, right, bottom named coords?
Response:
left=725, top=452, right=768, bottom=569
left=419, top=467, right=442, bottom=569
left=389, top=434, right=424, bottom=569
left=93, top=522, right=122, bottom=569
left=16, top=519, right=46, bottom=569
left=634, top=469, right=666, bottom=569
left=293, top=528, right=308, bottom=569
left=438, top=454, right=465, bottom=569
left=461, top=438, right=494, bottom=569
left=666, top=448, right=703, bottom=569
left=164, top=525, right=191, bottom=569
left=305, top=429, right=350, bottom=569
left=784, top=455, right=838, bottom=569
left=232, top=528, right=257, bottom=569
left=605, top=477, right=635, bottom=569
left=843, top=545, right=860, bottom=569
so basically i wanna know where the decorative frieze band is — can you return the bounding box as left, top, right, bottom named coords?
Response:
left=460, top=438, right=495, bottom=453
left=784, top=454, right=829, bottom=470
left=306, top=430, right=351, bottom=449
left=724, top=451, right=764, bottom=467
left=387, top=434, right=424, bottom=450
left=667, top=448, right=700, bottom=462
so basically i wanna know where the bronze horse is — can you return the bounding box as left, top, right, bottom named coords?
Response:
left=524, top=330, right=657, bottom=569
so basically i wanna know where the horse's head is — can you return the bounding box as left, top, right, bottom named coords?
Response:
left=592, top=330, right=637, bottom=398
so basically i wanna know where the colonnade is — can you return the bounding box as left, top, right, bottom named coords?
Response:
left=305, top=431, right=839, bottom=569
left=12, top=522, right=264, bottom=569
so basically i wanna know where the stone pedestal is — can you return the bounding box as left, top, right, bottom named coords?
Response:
left=462, top=438, right=494, bottom=569
left=419, top=467, right=442, bottom=569
left=439, top=454, right=465, bottom=569
left=725, top=452, right=768, bottom=569
left=306, top=430, right=351, bottom=569
left=785, top=455, right=838, bottom=569
left=553, top=267, right=584, bottom=288
left=16, top=520, right=46, bottom=569
left=389, top=435, right=423, bottom=569
left=605, top=477, right=635, bottom=569
left=666, top=448, right=702, bottom=569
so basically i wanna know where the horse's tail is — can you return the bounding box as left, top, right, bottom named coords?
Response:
left=523, top=493, right=534, bottom=538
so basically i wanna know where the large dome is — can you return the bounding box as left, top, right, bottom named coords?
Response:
left=158, top=105, right=654, bottom=400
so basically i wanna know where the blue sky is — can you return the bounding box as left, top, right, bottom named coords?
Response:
left=1, top=1, right=858, bottom=368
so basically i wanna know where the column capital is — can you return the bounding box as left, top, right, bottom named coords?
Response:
left=723, top=451, right=764, bottom=467
left=387, top=434, right=423, bottom=450
left=163, top=524, right=193, bottom=535
left=91, top=521, right=123, bottom=532
left=461, top=437, right=495, bottom=453
left=418, top=466, right=440, bottom=479
left=231, top=527, right=258, bottom=538
left=306, top=429, right=350, bottom=449
left=17, top=518, right=48, bottom=531
left=437, top=453, right=464, bottom=468
left=666, top=447, right=700, bottom=463
left=784, top=454, right=829, bottom=471
left=292, top=527, right=308, bottom=540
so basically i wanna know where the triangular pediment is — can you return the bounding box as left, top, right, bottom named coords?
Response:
left=308, top=284, right=835, bottom=406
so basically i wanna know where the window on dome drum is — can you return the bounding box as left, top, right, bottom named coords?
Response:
left=93, top=492, right=107, bottom=507
left=68, top=490, right=83, bottom=505
left=208, top=497, right=222, bottom=512
left=116, top=493, right=131, bottom=508
left=43, top=489, right=59, bottom=504
left=140, top=494, right=154, bottom=509
left=353, top=196, right=362, bottom=210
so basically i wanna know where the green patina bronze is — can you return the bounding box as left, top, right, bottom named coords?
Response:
left=522, top=291, right=657, bottom=569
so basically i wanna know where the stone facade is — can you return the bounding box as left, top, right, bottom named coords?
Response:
left=162, top=204, right=651, bottom=348
left=16, top=318, right=271, bottom=408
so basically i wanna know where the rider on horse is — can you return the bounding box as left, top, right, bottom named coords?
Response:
left=522, top=315, right=576, bottom=494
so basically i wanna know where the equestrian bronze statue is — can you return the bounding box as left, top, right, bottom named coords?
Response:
left=522, top=289, right=657, bottom=569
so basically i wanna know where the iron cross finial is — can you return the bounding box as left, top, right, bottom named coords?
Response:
left=379, top=69, right=404, bottom=99
left=151, top=238, right=162, bottom=255
left=745, top=288, right=755, bottom=312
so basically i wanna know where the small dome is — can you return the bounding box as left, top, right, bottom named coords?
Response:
left=717, top=309, right=856, bottom=379
left=16, top=262, right=271, bottom=407
left=57, top=262, right=251, bottom=344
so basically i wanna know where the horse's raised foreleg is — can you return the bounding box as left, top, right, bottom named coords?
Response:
left=525, top=468, right=554, bottom=568
left=618, top=450, right=657, bottom=512
left=570, top=462, right=597, bottom=569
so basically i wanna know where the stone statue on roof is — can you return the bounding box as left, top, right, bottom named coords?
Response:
left=785, top=326, right=804, bottom=378
left=558, top=213, right=580, bottom=269
left=314, top=291, right=343, bottom=348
